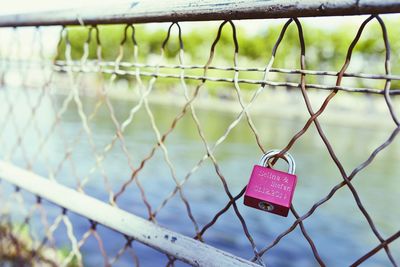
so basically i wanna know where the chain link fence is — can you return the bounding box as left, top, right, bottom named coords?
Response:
left=0, top=4, right=399, bottom=266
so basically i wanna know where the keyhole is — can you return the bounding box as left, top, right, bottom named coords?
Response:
left=258, top=201, right=274, bottom=211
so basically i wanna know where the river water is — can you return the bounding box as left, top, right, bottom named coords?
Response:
left=0, top=89, right=399, bottom=266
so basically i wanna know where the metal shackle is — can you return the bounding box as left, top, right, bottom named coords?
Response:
left=259, top=149, right=296, bottom=174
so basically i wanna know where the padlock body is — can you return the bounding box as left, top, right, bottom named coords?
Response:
left=244, top=165, right=297, bottom=217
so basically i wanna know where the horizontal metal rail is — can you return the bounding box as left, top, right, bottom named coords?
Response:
left=5, top=59, right=400, bottom=81
left=3, top=59, right=400, bottom=95
left=0, top=160, right=260, bottom=267
left=52, top=64, right=400, bottom=95
left=0, top=0, right=399, bottom=27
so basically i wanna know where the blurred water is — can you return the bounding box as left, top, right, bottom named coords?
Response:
left=0, top=89, right=399, bottom=266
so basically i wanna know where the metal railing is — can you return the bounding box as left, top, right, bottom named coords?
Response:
left=0, top=1, right=399, bottom=266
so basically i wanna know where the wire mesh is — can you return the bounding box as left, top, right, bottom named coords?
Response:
left=0, top=15, right=399, bottom=267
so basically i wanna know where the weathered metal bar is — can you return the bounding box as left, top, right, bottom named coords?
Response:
left=0, top=160, right=260, bottom=267
left=0, top=0, right=399, bottom=27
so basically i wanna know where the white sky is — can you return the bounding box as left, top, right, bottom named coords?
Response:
left=0, top=0, right=120, bottom=14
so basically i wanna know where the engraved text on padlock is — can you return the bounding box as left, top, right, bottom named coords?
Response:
left=244, top=150, right=297, bottom=217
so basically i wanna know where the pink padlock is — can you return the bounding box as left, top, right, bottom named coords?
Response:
left=244, top=150, right=297, bottom=217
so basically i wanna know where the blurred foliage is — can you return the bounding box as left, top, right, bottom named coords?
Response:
left=55, top=19, right=400, bottom=90
left=0, top=223, right=78, bottom=267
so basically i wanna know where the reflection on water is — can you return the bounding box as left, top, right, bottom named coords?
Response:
left=0, top=88, right=399, bottom=266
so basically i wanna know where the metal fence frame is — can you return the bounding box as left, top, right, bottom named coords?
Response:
left=0, top=0, right=400, bottom=27
left=0, top=1, right=399, bottom=266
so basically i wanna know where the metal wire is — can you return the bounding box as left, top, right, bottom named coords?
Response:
left=3, top=60, right=400, bottom=95
left=0, top=14, right=399, bottom=267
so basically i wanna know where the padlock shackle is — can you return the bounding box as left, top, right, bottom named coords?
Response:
left=259, top=149, right=296, bottom=174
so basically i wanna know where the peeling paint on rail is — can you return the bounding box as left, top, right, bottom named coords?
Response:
left=0, top=160, right=260, bottom=267
left=0, top=0, right=399, bottom=27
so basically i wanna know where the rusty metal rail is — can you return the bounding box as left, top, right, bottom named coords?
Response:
left=0, top=0, right=399, bottom=27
